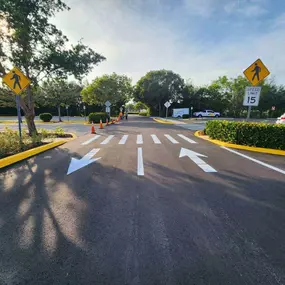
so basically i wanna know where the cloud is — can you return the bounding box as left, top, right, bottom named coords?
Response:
left=52, top=0, right=285, bottom=86
left=224, top=0, right=267, bottom=17
left=182, top=0, right=216, bottom=17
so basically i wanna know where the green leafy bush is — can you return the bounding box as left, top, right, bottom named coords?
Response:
left=206, top=120, right=285, bottom=150
left=39, top=113, right=52, bottom=122
left=88, top=112, right=110, bottom=123
left=139, top=111, right=149, bottom=116
left=182, top=114, right=190, bottom=119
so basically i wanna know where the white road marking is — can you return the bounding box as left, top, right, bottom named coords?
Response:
left=151, top=134, right=161, bottom=144
left=137, top=147, right=144, bottom=176
left=119, top=135, right=128, bottom=145
left=179, top=148, right=217, bottom=173
left=100, top=135, right=114, bottom=145
left=81, top=135, right=101, bottom=145
left=137, top=134, right=143, bottom=144
left=222, top=146, right=285, bottom=175
left=177, top=134, right=197, bottom=144
left=164, top=134, right=179, bottom=144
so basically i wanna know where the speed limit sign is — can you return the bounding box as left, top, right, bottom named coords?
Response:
left=243, top=86, right=261, bottom=106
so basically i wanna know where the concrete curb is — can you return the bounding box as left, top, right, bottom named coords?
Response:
left=194, top=131, right=285, bottom=156
left=153, top=118, right=175, bottom=124
left=0, top=133, right=77, bottom=169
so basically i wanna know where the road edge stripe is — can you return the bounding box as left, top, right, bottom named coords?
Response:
left=194, top=131, right=285, bottom=156
left=153, top=118, right=175, bottom=124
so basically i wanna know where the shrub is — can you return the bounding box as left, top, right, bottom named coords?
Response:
left=205, top=120, right=285, bottom=150
left=182, top=114, right=190, bottom=119
left=88, top=112, right=110, bottom=123
left=139, top=111, right=149, bottom=116
left=39, top=113, right=52, bottom=122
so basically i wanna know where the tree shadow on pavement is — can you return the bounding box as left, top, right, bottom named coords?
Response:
left=1, top=149, right=285, bottom=285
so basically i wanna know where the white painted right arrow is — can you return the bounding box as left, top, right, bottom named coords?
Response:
left=179, top=148, right=217, bottom=173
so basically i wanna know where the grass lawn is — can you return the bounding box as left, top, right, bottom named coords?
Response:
left=0, top=127, right=71, bottom=159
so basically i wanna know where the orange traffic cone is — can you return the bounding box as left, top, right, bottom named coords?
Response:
left=91, top=122, right=96, bottom=134
left=106, top=118, right=109, bottom=126
left=99, top=119, right=103, bottom=129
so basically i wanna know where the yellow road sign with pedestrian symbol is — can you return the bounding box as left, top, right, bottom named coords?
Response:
left=2, top=67, right=31, bottom=95
left=243, top=59, right=270, bottom=86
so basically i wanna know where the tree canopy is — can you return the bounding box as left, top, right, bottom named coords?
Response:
left=81, top=73, right=133, bottom=114
left=0, top=0, right=105, bottom=134
left=134, top=70, right=185, bottom=116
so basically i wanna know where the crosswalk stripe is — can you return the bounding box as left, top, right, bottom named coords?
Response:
left=137, top=134, right=143, bottom=144
left=177, top=134, right=197, bottom=144
left=81, top=135, right=101, bottom=145
left=151, top=134, right=161, bottom=144
left=137, top=147, right=144, bottom=176
left=119, top=135, right=128, bottom=145
left=100, top=135, right=114, bottom=145
left=164, top=134, right=179, bottom=144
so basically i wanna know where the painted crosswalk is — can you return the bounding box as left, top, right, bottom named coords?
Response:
left=82, top=134, right=197, bottom=146
left=100, top=135, right=114, bottom=145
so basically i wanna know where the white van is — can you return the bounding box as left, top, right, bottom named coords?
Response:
left=172, top=108, right=189, bottom=118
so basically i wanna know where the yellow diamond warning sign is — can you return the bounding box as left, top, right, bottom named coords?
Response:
left=243, top=58, right=270, bottom=86
left=2, top=67, right=31, bottom=95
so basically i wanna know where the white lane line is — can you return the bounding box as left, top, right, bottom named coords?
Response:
left=177, top=134, right=197, bottom=144
left=222, top=146, right=285, bottom=175
left=100, top=135, right=114, bottom=145
left=137, top=147, right=144, bottom=176
left=81, top=135, right=101, bottom=145
left=119, top=135, right=128, bottom=145
left=151, top=134, right=161, bottom=144
left=137, top=134, right=143, bottom=144
left=164, top=134, right=179, bottom=144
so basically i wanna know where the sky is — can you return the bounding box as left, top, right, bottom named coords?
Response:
left=52, top=0, right=285, bottom=86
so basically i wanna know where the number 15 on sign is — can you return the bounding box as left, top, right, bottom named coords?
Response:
left=243, top=87, right=261, bottom=106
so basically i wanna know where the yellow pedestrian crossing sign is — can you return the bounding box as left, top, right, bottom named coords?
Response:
left=2, top=67, right=31, bottom=95
left=243, top=59, right=270, bottom=86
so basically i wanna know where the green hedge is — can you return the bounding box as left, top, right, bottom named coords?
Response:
left=182, top=114, right=190, bottom=119
left=39, top=113, right=52, bottom=122
left=88, top=112, right=110, bottom=123
left=205, top=120, right=285, bottom=150
left=139, top=111, right=149, bottom=116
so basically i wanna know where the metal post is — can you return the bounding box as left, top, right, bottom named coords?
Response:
left=166, top=107, right=168, bottom=120
left=16, top=95, right=22, bottom=144
left=246, top=106, right=251, bottom=121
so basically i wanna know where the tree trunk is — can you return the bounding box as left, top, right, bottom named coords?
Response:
left=58, top=106, right=62, bottom=122
left=25, top=113, right=37, bottom=136
left=19, top=90, right=38, bottom=136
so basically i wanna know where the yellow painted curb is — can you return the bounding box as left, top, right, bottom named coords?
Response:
left=0, top=133, right=77, bottom=169
left=153, top=118, right=175, bottom=124
left=194, top=131, right=285, bottom=156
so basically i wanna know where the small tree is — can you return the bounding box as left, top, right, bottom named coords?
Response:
left=36, top=79, right=82, bottom=121
left=0, top=0, right=105, bottom=135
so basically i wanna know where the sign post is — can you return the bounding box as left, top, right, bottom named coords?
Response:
left=243, top=86, right=262, bottom=120
left=243, top=59, right=270, bottom=120
left=2, top=67, right=31, bottom=145
left=83, top=105, right=86, bottom=121
left=105, top=100, right=111, bottom=116
left=66, top=105, right=69, bottom=121
left=164, top=101, right=171, bottom=120
left=190, top=106, right=193, bottom=118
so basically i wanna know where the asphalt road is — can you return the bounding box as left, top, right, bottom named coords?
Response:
left=1, top=116, right=285, bottom=285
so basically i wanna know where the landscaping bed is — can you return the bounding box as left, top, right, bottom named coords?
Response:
left=205, top=120, right=285, bottom=150
left=0, top=127, right=72, bottom=159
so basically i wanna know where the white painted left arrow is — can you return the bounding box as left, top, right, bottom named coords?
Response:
left=67, top=148, right=101, bottom=175
left=179, top=148, right=217, bottom=173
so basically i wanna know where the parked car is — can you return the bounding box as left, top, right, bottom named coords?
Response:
left=172, top=108, right=189, bottom=118
left=193, top=110, right=220, bottom=118
left=276, top=113, right=285, bottom=125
